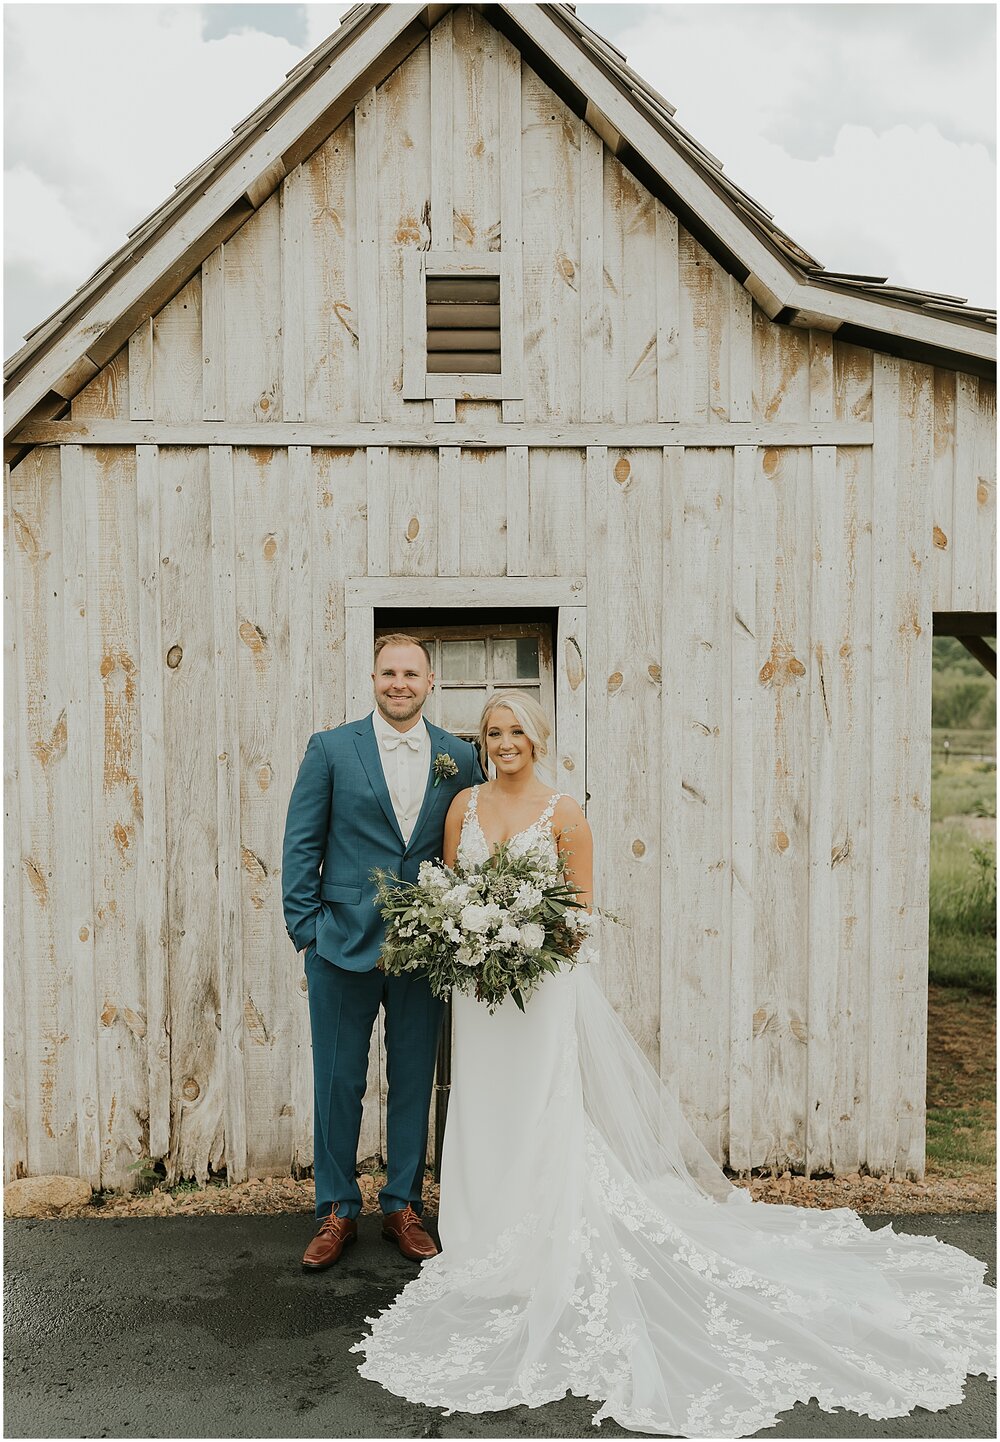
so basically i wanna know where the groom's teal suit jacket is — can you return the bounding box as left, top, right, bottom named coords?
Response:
left=282, top=713, right=483, bottom=972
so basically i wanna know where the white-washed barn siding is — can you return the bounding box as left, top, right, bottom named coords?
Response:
left=4, top=8, right=995, bottom=1189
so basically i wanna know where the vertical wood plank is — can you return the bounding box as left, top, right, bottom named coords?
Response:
left=728, top=278, right=753, bottom=422
left=869, top=357, right=934, bottom=1178
left=366, top=445, right=390, bottom=576
left=808, top=329, right=835, bottom=423
left=355, top=86, right=381, bottom=422
left=579, top=124, right=603, bottom=422
left=620, top=172, right=657, bottom=424
left=135, top=445, right=170, bottom=1162
left=154, top=277, right=203, bottom=422
left=672, top=446, right=733, bottom=1161
left=728, top=444, right=756, bottom=1172
left=3, top=464, right=28, bottom=1179
left=312, top=449, right=368, bottom=734
left=159, top=446, right=224, bottom=1183
left=388, top=449, right=438, bottom=577
left=659, top=445, right=684, bottom=1099
left=598, top=448, right=662, bottom=1064
left=223, top=196, right=282, bottom=423
left=526, top=449, right=587, bottom=577
left=584, top=446, right=608, bottom=823
left=128, top=320, right=154, bottom=421
left=459, top=448, right=506, bottom=577
left=751, top=444, right=811, bottom=1171
left=954, top=374, right=997, bottom=611
left=453, top=7, right=500, bottom=253
left=70, top=351, right=129, bottom=421
left=9, top=449, right=76, bottom=1174
left=233, top=447, right=294, bottom=1176
left=930, top=368, right=956, bottom=610
left=60, top=444, right=102, bottom=1184
left=497, top=34, right=523, bottom=399
left=429, top=12, right=454, bottom=249
left=301, top=117, right=359, bottom=422
left=678, top=227, right=709, bottom=423
left=655, top=203, right=680, bottom=422
left=437, top=446, right=461, bottom=575
left=201, top=248, right=226, bottom=421
left=86, top=446, right=146, bottom=1188
left=209, top=445, right=248, bottom=1183
left=281, top=166, right=306, bottom=422
left=555, top=603, right=586, bottom=806
left=287, top=445, right=315, bottom=1173
left=506, top=445, right=529, bottom=576
left=806, top=445, right=872, bottom=1176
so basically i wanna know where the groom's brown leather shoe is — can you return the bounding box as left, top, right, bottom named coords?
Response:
left=381, top=1204, right=439, bottom=1260
left=301, top=1212, right=358, bottom=1270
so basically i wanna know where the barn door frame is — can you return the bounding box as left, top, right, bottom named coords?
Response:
left=344, top=576, right=587, bottom=807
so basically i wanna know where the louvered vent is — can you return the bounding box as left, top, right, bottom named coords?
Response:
left=426, top=275, right=501, bottom=374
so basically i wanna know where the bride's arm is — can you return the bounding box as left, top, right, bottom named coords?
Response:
left=553, top=798, right=593, bottom=909
left=442, top=789, right=471, bottom=868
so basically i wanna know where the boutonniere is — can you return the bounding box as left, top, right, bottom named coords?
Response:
left=433, top=752, right=459, bottom=787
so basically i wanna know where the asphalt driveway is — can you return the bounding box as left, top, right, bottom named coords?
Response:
left=3, top=1210, right=995, bottom=1439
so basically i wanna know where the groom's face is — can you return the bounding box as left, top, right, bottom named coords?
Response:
left=372, top=643, right=434, bottom=728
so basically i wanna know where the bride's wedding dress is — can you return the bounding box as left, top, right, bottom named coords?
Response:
left=353, top=790, right=996, bottom=1437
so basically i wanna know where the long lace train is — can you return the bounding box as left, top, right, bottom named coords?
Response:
left=352, top=848, right=995, bottom=1437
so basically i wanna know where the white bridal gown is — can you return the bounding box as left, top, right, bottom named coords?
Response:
left=353, top=790, right=996, bottom=1437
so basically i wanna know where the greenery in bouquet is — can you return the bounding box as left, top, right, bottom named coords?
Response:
left=373, top=834, right=603, bottom=1013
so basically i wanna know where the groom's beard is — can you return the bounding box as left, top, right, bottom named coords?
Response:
left=376, top=695, right=424, bottom=725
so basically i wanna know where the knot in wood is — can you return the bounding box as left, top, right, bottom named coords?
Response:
left=613, top=456, right=631, bottom=485
left=607, top=671, right=623, bottom=694
left=182, top=1077, right=200, bottom=1102
left=165, top=645, right=183, bottom=669
left=631, top=839, right=646, bottom=857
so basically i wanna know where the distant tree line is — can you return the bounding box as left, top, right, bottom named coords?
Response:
left=932, top=638, right=997, bottom=730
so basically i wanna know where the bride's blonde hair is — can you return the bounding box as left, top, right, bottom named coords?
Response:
left=478, top=691, right=553, bottom=778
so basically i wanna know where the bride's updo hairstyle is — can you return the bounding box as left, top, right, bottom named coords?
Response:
left=478, top=691, right=553, bottom=779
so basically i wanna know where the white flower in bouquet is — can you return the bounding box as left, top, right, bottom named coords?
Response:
left=519, top=922, right=545, bottom=952
left=497, top=922, right=523, bottom=946
left=443, top=883, right=472, bottom=912
left=513, top=881, right=543, bottom=913
left=417, top=860, right=450, bottom=893
left=459, top=903, right=496, bottom=934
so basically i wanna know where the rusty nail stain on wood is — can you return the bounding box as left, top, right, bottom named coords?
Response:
left=775, top=830, right=790, bottom=852
left=932, top=525, right=948, bottom=550
left=631, top=839, right=646, bottom=857
left=166, top=645, right=183, bottom=669
left=613, top=456, right=631, bottom=484
left=607, top=671, right=623, bottom=693
left=405, top=516, right=420, bottom=542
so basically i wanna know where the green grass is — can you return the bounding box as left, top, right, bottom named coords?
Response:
left=926, top=1104, right=996, bottom=1172
left=928, top=743, right=996, bottom=991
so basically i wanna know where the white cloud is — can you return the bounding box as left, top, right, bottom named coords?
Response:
left=609, top=3, right=996, bottom=305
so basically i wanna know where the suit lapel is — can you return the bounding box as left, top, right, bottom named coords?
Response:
left=405, top=722, right=450, bottom=856
left=353, top=716, right=405, bottom=845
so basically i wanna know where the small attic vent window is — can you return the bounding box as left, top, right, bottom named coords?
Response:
left=426, top=275, right=501, bottom=374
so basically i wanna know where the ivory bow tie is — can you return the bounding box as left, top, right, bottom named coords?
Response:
left=382, top=732, right=421, bottom=752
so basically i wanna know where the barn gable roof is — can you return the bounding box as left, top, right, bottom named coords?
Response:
left=5, top=2, right=995, bottom=436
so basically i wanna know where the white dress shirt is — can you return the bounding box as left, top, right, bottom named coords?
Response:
left=371, top=709, right=430, bottom=844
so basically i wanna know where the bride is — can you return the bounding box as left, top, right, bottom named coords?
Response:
left=353, top=692, right=996, bottom=1437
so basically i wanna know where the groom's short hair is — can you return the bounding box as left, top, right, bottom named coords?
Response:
left=373, top=632, right=433, bottom=672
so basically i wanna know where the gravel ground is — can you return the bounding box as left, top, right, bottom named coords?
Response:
left=27, top=1162, right=995, bottom=1221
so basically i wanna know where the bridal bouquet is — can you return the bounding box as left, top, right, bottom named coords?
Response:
left=373, top=838, right=599, bottom=1013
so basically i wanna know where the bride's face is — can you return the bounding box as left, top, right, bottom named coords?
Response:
left=484, top=707, right=533, bottom=777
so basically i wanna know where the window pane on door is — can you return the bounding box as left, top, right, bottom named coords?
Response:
left=440, top=640, right=486, bottom=681
left=440, top=687, right=488, bottom=735
left=492, top=637, right=539, bottom=679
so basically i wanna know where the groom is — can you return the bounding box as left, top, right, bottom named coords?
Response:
left=282, top=633, right=485, bottom=1269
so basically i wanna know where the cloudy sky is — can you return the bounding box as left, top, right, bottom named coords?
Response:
left=4, top=1, right=996, bottom=360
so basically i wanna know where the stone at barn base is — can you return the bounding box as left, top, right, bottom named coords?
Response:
left=4, top=1176, right=93, bottom=1217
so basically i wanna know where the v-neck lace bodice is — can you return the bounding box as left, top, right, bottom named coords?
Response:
left=457, top=786, right=562, bottom=870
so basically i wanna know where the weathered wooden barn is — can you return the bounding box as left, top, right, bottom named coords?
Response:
left=4, top=3, right=996, bottom=1193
